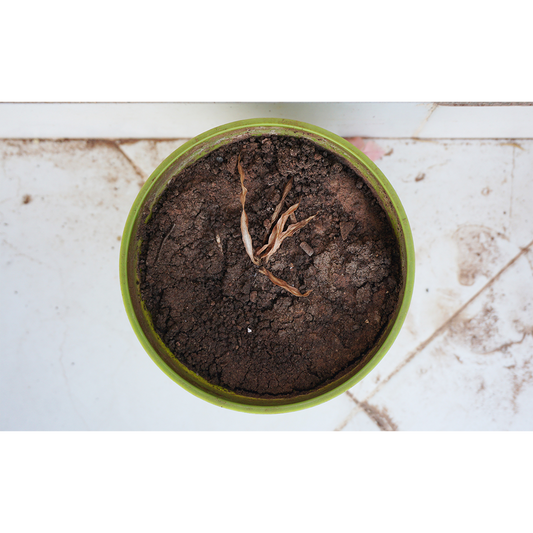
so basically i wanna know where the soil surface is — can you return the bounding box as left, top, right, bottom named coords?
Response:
left=138, top=135, right=402, bottom=398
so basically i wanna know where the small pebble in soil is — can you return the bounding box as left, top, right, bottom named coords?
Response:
left=216, top=156, right=224, bottom=163
left=300, top=242, right=314, bottom=256
left=247, top=327, right=252, bottom=333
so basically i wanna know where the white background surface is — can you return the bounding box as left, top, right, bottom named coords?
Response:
left=1, top=103, right=533, bottom=430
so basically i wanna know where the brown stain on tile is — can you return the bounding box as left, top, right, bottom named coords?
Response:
left=86, top=140, right=147, bottom=188
left=500, top=142, right=525, bottom=150
left=344, top=391, right=398, bottom=431
left=1, top=139, right=141, bottom=189
left=500, top=324, right=533, bottom=413
left=358, top=239, right=533, bottom=409
left=359, top=401, right=398, bottom=431
left=447, top=291, right=533, bottom=414
left=448, top=299, right=500, bottom=355
left=453, top=225, right=505, bottom=286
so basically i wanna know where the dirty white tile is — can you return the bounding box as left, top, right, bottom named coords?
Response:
left=117, top=139, right=188, bottom=181
left=418, top=105, right=533, bottom=139
left=0, top=140, right=355, bottom=430
left=337, top=406, right=381, bottom=431
left=0, top=103, right=433, bottom=139
left=3, top=137, right=532, bottom=431
left=351, top=250, right=533, bottom=430
left=336, top=393, right=398, bottom=431
left=509, top=142, right=533, bottom=245
left=120, top=137, right=533, bottom=412
left=347, top=139, right=533, bottom=401
left=0, top=140, right=143, bottom=430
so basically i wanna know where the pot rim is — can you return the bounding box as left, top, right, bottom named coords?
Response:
left=119, top=118, right=415, bottom=414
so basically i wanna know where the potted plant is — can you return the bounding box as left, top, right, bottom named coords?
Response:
left=119, top=118, right=414, bottom=413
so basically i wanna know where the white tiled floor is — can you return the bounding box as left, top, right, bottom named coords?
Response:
left=1, top=136, right=532, bottom=430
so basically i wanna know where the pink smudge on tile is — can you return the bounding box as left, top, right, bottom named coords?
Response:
left=345, top=137, right=386, bottom=161
left=346, top=136, right=366, bottom=151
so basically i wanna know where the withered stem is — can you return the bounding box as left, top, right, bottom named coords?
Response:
left=238, top=156, right=260, bottom=265
left=237, top=155, right=317, bottom=297
left=261, top=176, right=294, bottom=246
left=258, top=267, right=312, bottom=297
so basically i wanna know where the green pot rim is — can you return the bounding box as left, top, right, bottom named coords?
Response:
left=119, top=118, right=415, bottom=414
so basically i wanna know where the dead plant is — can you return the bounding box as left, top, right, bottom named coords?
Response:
left=237, top=154, right=317, bottom=297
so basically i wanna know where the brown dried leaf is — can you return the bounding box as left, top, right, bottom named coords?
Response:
left=258, top=267, right=312, bottom=297
left=259, top=202, right=301, bottom=262
left=269, top=177, right=293, bottom=226
left=260, top=177, right=294, bottom=248
left=272, top=215, right=317, bottom=259
left=282, top=214, right=317, bottom=240
left=261, top=210, right=316, bottom=264
left=238, top=156, right=260, bottom=265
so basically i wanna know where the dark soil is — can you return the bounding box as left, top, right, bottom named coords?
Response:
left=137, top=135, right=402, bottom=398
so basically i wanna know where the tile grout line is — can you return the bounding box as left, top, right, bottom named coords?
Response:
left=365, top=237, right=533, bottom=401
left=336, top=391, right=398, bottom=431
left=111, top=141, right=147, bottom=186
left=411, top=103, right=438, bottom=138
left=340, top=237, right=533, bottom=429
left=509, top=145, right=515, bottom=224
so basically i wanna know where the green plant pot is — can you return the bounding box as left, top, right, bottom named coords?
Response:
left=120, top=118, right=415, bottom=414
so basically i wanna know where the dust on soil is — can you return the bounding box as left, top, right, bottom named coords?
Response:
left=137, top=135, right=402, bottom=398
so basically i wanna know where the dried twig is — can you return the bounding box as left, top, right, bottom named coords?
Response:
left=237, top=155, right=260, bottom=265
left=261, top=212, right=317, bottom=264
left=237, top=155, right=317, bottom=297
left=261, top=176, right=293, bottom=245
left=259, top=267, right=312, bottom=297
left=256, top=202, right=300, bottom=258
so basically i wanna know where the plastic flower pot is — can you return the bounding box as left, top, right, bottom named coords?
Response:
left=119, top=118, right=415, bottom=414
